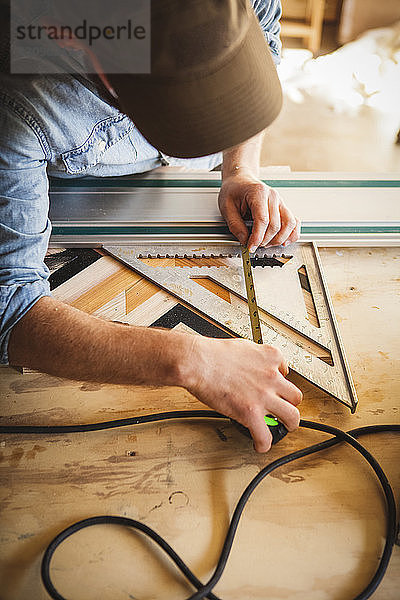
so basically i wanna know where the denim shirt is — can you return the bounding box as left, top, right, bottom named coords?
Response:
left=0, top=0, right=282, bottom=364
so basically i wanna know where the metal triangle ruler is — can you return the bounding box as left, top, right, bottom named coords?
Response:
left=104, top=243, right=358, bottom=412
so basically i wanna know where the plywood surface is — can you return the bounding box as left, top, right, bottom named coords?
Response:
left=0, top=247, right=399, bottom=599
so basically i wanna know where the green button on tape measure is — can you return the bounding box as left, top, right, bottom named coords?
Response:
left=264, top=415, right=279, bottom=427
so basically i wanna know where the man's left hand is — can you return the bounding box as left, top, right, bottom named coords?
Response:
left=218, top=172, right=301, bottom=252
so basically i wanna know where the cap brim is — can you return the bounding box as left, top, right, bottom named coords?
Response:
left=110, top=10, right=282, bottom=158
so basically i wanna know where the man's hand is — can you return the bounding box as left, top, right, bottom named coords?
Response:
left=218, top=171, right=301, bottom=252
left=9, top=297, right=302, bottom=453
left=185, top=336, right=302, bottom=453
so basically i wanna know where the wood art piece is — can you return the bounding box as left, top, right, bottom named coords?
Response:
left=44, top=250, right=235, bottom=337
left=150, top=304, right=231, bottom=339
left=45, top=248, right=102, bottom=290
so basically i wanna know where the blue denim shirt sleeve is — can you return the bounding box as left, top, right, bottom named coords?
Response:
left=0, top=93, right=52, bottom=364
left=253, top=0, right=282, bottom=64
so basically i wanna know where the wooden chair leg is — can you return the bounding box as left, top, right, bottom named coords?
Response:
left=305, top=0, right=314, bottom=22
left=307, top=0, right=326, bottom=55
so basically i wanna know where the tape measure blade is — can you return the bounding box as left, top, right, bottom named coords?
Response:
left=241, top=246, right=263, bottom=345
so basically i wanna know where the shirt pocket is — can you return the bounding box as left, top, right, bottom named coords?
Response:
left=60, top=114, right=135, bottom=175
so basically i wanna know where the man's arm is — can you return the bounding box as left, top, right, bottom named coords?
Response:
left=218, top=0, right=300, bottom=251
left=8, top=297, right=189, bottom=386
left=0, top=95, right=52, bottom=365
left=222, top=130, right=263, bottom=179
left=9, top=296, right=302, bottom=453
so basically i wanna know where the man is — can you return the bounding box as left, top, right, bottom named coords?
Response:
left=0, top=0, right=302, bottom=452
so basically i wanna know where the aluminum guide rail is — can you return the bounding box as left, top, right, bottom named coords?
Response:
left=48, top=173, right=400, bottom=247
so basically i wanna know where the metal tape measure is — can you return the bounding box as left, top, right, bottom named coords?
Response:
left=240, top=246, right=263, bottom=344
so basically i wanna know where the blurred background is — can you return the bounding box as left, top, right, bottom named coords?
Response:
left=261, top=0, right=400, bottom=172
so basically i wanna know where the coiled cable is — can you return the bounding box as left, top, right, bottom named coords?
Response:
left=1, top=413, right=399, bottom=600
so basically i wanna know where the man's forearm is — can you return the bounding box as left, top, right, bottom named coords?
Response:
left=8, top=296, right=195, bottom=387
left=222, top=131, right=264, bottom=180
left=7, top=295, right=302, bottom=453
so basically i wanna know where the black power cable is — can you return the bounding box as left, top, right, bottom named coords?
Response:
left=1, top=413, right=399, bottom=600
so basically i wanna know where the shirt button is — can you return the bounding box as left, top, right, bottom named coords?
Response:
left=97, top=140, right=106, bottom=152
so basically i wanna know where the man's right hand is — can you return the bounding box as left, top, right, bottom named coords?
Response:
left=184, top=337, right=302, bottom=453
left=9, top=297, right=301, bottom=454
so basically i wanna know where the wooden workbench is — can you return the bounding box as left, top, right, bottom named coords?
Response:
left=0, top=246, right=399, bottom=599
